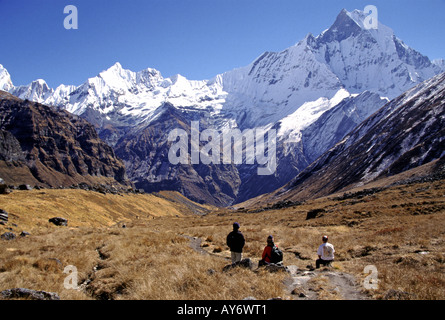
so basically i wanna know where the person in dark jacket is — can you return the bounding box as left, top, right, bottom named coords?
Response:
left=226, top=222, right=245, bottom=263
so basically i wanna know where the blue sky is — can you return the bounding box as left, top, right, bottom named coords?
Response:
left=1, top=0, right=444, bottom=88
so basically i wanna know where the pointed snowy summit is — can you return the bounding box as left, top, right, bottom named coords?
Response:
left=0, top=64, right=14, bottom=91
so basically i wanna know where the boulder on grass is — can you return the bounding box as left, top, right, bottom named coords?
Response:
left=1, top=288, right=60, bottom=300
left=48, top=217, right=68, bottom=226
left=20, top=231, right=30, bottom=237
left=18, top=184, right=32, bottom=191
left=0, top=209, right=8, bottom=223
left=0, top=178, right=11, bottom=194
left=306, top=208, right=326, bottom=220
left=263, top=262, right=287, bottom=273
left=1, top=232, right=16, bottom=240
left=223, top=258, right=253, bottom=272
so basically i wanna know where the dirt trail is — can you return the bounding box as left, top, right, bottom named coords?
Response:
left=284, top=265, right=370, bottom=300
left=324, top=271, right=369, bottom=300
left=185, top=235, right=370, bottom=300
left=184, top=235, right=210, bottom=256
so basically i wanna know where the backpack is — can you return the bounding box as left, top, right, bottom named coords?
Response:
left=270, top=245, right=283, bottom=263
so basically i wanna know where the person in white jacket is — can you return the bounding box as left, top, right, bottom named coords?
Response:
left=316, top=235, right=335, bottom=268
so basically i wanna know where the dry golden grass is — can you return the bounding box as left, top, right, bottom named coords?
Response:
left=0, top=189, right=210, bottom=232
left=0, top=224, right=286, bottom=300
left=0, top=179, right=444, bottom=300
left=179, top=180, right=445, bottom=300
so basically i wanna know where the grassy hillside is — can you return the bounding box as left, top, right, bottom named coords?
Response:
left=0, top=179, right=444, bottom=300
left=0, top=189, right=211, bottom=231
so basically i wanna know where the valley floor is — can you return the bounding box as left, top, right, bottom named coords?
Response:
left=0, top=179, right=444, bottom=300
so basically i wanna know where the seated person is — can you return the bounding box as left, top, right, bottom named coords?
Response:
left=316, top=235, right=335, bottom=268
left=259, top=235, right=275, bottom=266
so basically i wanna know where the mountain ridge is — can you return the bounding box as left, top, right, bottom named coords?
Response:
left=1, top=9, right=444, bottom=205
left=3, top=9, right=442, bottom=127
left=0, top=90, right=132, bottom=190
left=255, top=71, right=445, bottom=205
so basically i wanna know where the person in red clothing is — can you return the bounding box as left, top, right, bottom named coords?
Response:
left=259, top=235, right=275, bottom=266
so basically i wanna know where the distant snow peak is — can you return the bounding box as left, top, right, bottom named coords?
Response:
left=433, top=59, right=445, bottom=69
left=0, top=64, right=14, bottom=92
left=2, top=8, right=444, bottom=131
left=11, top=78, right=53, bottom=103
left=278, top=88, right=351, bottom=143
left=108, top=61, right=123, bottom=71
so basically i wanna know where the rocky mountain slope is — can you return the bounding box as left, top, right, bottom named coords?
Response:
left=2, top=9, right=443, bottom=205
left=263, top=71, right=445, bottom=203
left=0, top=90, right=130, bottom=189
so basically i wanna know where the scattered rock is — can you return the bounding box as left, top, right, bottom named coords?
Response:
left=0, top=180, right=11, bottom=194
left=1, top=232, right=16, bottom=240
left=0, top=209, right=8, bottom=223
left=48, top=217, right=68, bottom=226
left=291, top=288, right=307, bottom=298
left=345, top=219, right=360, bottom=227
left=1, top=288, right=60, bottom=300
left=306, top=264, right=316, bottom=271
left=20, top=231, right=30, bottom=237
left=18, top=184, right=32, bottom=191
left=223, top=258, right=253, bottom=272
left=306, top=208, right=326, bottom=220
left=333, top=188, right=385, bottom=201
left=263, top=262, right=287, bottom=273
left=206, top=269, right=216, bottom=276
left=266, top=200, right=302, bottom=210
left=243, top=296, right=257, bottom=300
left=68, top=183, right=133, bottom=195
left=383, top=289, right=412, bottom=300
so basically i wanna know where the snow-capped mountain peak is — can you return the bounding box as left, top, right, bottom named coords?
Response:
left=0, top=64, right=14, bottom=92
left=433, top=59, right=445, bottom=69
left=11, top=78, right=53, bottom=103
left=317, top=8, right=366, bottom=43
left=4, top=8, right=444, bottom=127
left=2, top=8, right=445, bottom=206
left=311, top=9, right=443, bottom=99
left=95, top=62, right=138, bottom=92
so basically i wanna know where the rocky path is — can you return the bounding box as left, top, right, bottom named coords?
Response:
left=185, top=235, right=370, bottom=300
left=184, top=235, right=209, bottom=256
left=284, top=265, right=370, bottom=300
